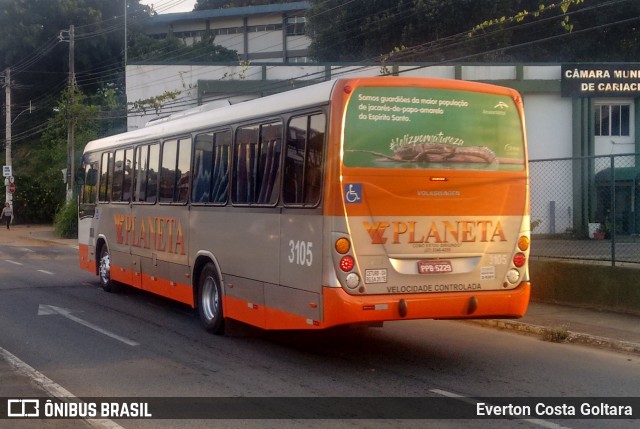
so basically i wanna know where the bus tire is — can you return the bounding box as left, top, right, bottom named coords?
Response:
left=98, top=245, right=117, bottom=292
left=198, top=263, right=224, bottom=335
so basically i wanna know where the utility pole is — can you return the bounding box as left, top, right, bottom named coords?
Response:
left=3, top=68, right=11, bottom=204
left=66, top=25, right=75, bottom=202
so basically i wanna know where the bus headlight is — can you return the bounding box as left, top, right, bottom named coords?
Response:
left=345, top=273, right=360, bottom=289
left=506, top=269, right=520, bottom=284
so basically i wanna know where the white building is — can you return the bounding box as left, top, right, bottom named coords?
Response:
left=142, top=1, right=310, bottom=63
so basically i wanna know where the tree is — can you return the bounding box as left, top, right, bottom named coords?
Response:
left=306, top=0, right=640, bottom=63
left=13, top=86, right=101, bottom=224
left=194, top=0, right=300, bottom=10
left=128, top=32, right=238, bottom=63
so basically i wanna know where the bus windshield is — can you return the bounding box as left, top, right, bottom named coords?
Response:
left=343, top=86, right=525, bottom=171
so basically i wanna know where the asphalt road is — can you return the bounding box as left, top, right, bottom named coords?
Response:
left=0, top=239, right=638, bottom=429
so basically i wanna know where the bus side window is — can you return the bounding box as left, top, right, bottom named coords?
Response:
left=192, top=130, right=231, bottom=205
left=160, top=140, right=178, bottom=203
left=147, top=144, right=159, bottom=202
left=122, top=148, right=133, bottom=201
left=234, top=126, right=259, bottom=204
left=160, top=138, right=191, bottom=203
left=283, top=113, right=325, bottom=206
left=192, top=133, right=214, bottom=203
left=111, top=148, right=132, bottom=202
left=134, top=143, right=160, bottom=203
left=257, top=122, right=282, bottom=204
left=134, top=145, right=148, bottom=202
left=233, top=123, right=281, bottom=205
left=98, top=152, right=112, bottom=202
left=212, top=130, right=231, bottom=204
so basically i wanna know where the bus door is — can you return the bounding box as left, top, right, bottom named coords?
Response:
left=106, top=147, right=142, bottom=288
left=79, top=154, right=100, bottom=273
left=139, top=137, right=191, bottom=303
left=276, top=113, right=326, bottom=325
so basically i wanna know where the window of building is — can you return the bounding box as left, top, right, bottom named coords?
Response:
left=286, top=16, right=306, bottom=36
left=595, top=104, right=630, bottom=137
left=247, top=24, right=282, bottom=33
left=286, top=56, right=309, bottom=63
left=283, top=113, right=325, bottom=206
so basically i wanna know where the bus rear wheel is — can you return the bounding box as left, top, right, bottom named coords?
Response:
left=198, top=263, right=224, bottom=334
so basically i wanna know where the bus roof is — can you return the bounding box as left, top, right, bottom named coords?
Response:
left=83, top=79, right=339, bottom=154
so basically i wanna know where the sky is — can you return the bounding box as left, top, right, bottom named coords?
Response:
left=139, top=0, right=198, bottom=14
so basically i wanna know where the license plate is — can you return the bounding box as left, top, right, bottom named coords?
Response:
left=417, top=260, right=453, bottom=274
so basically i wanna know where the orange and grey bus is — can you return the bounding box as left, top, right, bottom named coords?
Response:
left=78, top=76, right=531, bottom=334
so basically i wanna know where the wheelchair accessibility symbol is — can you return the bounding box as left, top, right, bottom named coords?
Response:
left=344, top=183, right=362, bottom=204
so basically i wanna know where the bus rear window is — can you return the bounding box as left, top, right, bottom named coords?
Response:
left=343, top=86, right=525, bottom=171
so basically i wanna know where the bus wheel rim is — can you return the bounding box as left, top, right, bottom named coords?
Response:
left=99, top=252, right=110, bottom=285
left=202, top=276, right=219, bottom=321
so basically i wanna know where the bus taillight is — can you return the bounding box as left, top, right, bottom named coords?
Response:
left=513, top=252, right=526, bottom=268
left=339, top=255, right=355, bottom=272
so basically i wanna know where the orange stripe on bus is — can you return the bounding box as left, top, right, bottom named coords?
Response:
left=78, top=244, right=95, bottom=273
left=322, top=282, right=530, bottom=327
left=108, top=265, right=194, bottom=306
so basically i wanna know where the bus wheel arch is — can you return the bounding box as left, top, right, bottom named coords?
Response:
left=193, top=255, right=225, bottom=335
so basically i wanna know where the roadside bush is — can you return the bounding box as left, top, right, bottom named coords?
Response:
left=11, top=173, right=65, bottom=224
left=54, top=200, right=78, bottom=239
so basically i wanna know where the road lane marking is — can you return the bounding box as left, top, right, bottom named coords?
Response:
left=5, top=260, right=23, bottom=266
left=0, top=346, right=125, bottom=429
left=38, top=304, right=140, bottom=347
left=37, top=270, right=54, bottom=275
left=430, top=389, right=572, bottom=429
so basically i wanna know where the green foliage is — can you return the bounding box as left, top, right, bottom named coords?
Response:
left=128, top=32, right=238, bottom=63
left=541, top=325, right=569, bottom=343
left=194, top=0, right=300, bottom=10
left=13, top=87, right=102, bottom=223
left=54, top=200, right=78, bottom=239
left=12, top=170, right=66, bottom=224
left=307, top=0, right=640, bottom=62
left=471, top=0, right=585, bottom=34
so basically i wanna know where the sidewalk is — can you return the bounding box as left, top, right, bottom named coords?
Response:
left=471, top=303, right=640, bottom=355
left=0, top=224, right=77, bottom=247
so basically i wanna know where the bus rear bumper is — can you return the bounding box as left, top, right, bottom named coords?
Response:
left=322, top=282, right=531, bottom=328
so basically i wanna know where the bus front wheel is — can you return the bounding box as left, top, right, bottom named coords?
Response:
left=98, top=245, right=116, bottom=292
left=198, top=263, right=224, bottom=335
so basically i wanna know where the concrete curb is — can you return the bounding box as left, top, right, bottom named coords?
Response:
left=20, top=232, right=77, bottom=248
left=469, top=319, right=640, bottom=356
